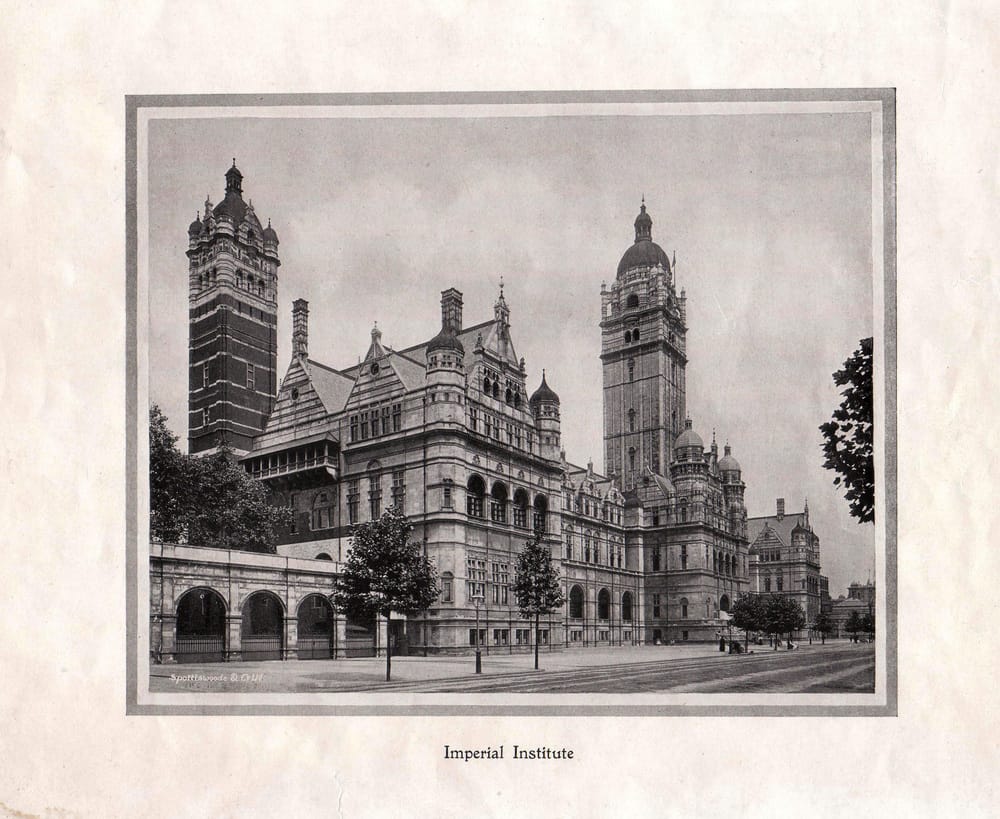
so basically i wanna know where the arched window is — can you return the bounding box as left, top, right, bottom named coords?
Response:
left=513, top=488, right=529, bottom=528
left=626, top=293, right=639, bottom=309
left=777, top=574, right=784, bottom=591
left=315, top=552, right=333, bottom=561
left=764, top=574, right=771, bottom=592
left=440, top=572, right=453, bottom=603
left=628, top=447, right=636, bottom=472
left=622, top=591, right=634, bottom=622
left=597, top=588, right=611, bottom=620
left=720, top=594, right=731, bottom=613
left=632, top=327, right=640, bottom=341
left=680, top=597, right=689, bottom=619
left=466, top=475, right=485, bottom=518
left=532, top=495, right=547, bottom=533
left=490, top=481, right=508, bottom=523
left=628, top=408, right=636, bottom=432
left=624, top=330, right=632, bottom=343
left=569, top=586, right=584, bottom=619
left=483, top=376, right=491, bottom=394
left=311, top=492, right=333, bottom=531
left=505, top=387, right=512, bottom=404
left=492, top=382, right=500, bottom=399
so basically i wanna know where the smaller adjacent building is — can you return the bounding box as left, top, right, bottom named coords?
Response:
left=748, top=498, right=828, bottom=634
left=829, top=580, right=875, bottom=637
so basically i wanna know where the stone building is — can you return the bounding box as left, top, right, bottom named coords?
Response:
left=149, top=164, right=818, bottom=661
left=829, top=580, right=875, bottom=638
left=747, top=498, right=829, bottom=634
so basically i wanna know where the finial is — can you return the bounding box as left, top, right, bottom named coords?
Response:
left=499, top=275, right=504, bottom=295
left=712, top=428, right=717, bottom=444
left=268, top=218, right=271, bottom=227
left=232, top=157, right=237, bottom=168
left=641, top=193, right=645, bottom=205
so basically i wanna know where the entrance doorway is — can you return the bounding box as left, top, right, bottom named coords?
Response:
left=240, top=592, right=285, bottom=661
left=297, top=595, right=334, bottom=660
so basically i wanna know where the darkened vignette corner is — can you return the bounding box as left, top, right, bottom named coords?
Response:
left=125, top=90, right=896, bottom=716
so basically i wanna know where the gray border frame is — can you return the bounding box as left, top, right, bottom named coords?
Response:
left=126, top=89, right=896, bottom=716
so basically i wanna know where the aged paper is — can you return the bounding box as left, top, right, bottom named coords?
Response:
left=1, top=2, right=997, bottom=816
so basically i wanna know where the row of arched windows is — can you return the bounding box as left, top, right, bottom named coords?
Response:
left=567, top=586, right=634, bottom=622
left=466, top=476, right=547, bottom=531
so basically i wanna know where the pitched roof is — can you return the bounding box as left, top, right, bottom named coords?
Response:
left=306, top=359, right=355, bottom=413
left=747, top=510, right=810, bottom=551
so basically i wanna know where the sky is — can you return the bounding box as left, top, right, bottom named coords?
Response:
left=146, top=107, right=876, bottom=597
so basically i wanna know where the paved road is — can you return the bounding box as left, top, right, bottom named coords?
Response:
left=330, top=642, right=875, bottom=694
left=151, top=642, right=874, bottom=694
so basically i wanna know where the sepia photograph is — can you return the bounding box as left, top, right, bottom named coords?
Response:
left=129, top=91, right=894, bottom=713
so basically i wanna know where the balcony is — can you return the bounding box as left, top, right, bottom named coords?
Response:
left=241, top=433, right=340, bottom=487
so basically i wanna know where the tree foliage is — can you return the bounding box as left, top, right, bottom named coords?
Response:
left=730, top=593, right=767, bottom=651
left=820, top=337, right=875, bottom=523
left=333, top=509, right=439, bottom=681
left=513, top=531, right=566, bottom=670
left=762, top=594, right=806, bottom=642
left=812, top=610, right=833, bottom=644
left=149, top=405, right=291, bottom=552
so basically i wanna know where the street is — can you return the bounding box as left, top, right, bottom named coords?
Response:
left=150, top=641, right=874, bottom=694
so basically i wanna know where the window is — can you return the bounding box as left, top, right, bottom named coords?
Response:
left=203, top=363, right=209, bottom=388
left=569, top=586, right=584, bottom=619
left=628, top=359, right=635, bottom=381
left=392, top=403, right=402, bottom=432
left=491, top=562, right=509, bottom=605
left=632, top=327, right=640, bottom=341
left=516, top=628, right=531, bottom=645
left=246, top=363, right=255, bottom=390
left=533, top=496, right=547, bottom=533
left=624, top=330, right=631, bottom=343
left=202, top=408, right=209, bottom=428
left=777, top=574, right=784, bottom=592
left=622, top=591, right=633, bottom=622
left=653, top=594, right=661, bottom=619
left=347, top=479, right=360, bottom=524
left=289, top=493, right=298, bottom=534
left=706, top=599, right=711, bottom=618
left=537, top=629, right=549, bottom=645
left=381, top=405, right=391, bottom=435
left=628, top=408, right=636, bottom=432
left=360, top=413, right=369, bottom=439
left=490, top=482, right=508, bottom=523
left=442, top=480, right=453, bottom=509
left=469, top=407, right=479, bottom=432
left=513, top=489, right=528, bottom=528
left=764, top=574, right=771, bottom=592
left=681, top=597, right=688, bottom=619
left=680, top=544, right=687, bottom=570
left=628, top=448, right=636, bottom=472
left=469, top=628, right=486, bottom=646
left=466, top=558, right=486, bottom=600
left=311, top=492, right=333, bottom=531
left=466, top=475, right=485, bottom=518
left=493, top=629, right=509, bottom=646
left=564, top=527, right=573, bottom=560
left=391, top=469, right=405, bottom=512
left=349, top=415, right=359, bottom=442
left=597, top=589, right=610, bottom=620
left=440, top=572, right=453, bottom=603
left=368, top=471, right=382, bottom=519
left=626, top=293, right=639, bottom=309
left=652, top=548, right=661, bottom=571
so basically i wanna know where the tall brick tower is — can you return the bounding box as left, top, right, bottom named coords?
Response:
left=186, top=161, right=279, bottom=454
left=600, top=201, right=687, bottom=489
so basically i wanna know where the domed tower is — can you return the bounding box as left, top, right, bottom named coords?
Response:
left=187, top=161, right=279, bottom=454
left=668, top=418, right=708, bottom=522
left=600, top=199, right=687, bottom=489
left=718, top=443, right=747, bottom=537
left=529, top=370, right=561, bottom=461
left=425, top=288, right=466, bottom=423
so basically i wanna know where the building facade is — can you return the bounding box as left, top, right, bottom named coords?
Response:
left=150, top=164, right=825, bottom=661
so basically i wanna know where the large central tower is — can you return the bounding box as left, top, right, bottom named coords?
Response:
left=601, top=202, right=687, bottom=489
left=186, top=162, right=280, bottom=454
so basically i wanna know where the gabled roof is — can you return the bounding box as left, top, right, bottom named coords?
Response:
left=747, top=511, right=810, bottom=551
left=306, top=359, right=355, bottom=413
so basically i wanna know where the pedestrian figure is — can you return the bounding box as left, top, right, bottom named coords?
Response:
left=719, top=634, right=726, bottom=652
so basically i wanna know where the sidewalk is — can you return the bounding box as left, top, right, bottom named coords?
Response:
left=148, top=640, right=850, bottom=692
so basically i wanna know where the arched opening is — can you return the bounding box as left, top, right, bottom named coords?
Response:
left=622, top=591, right=634, bottom=622
left=240, top=591, right=285, bottom=661
left=344, top=611, right=377, bottom=658
left=597, top=588, right=611, bottom=621
left=632, top=327, right=640, bottom=341
left=628, top=408, right=636, bottom=432
left=505, top=387, right=512, bottom=404
left=624, top=330, right=632, bottom=343
left=466, top=475, right=485, bottom=518
left=175, top=587, right=226, bottom=663
left=513, top=488, right=529, bottom=528
left=569, top=585, right=584, bottom=619
left=483, top=376, right=491, bottom=394
left=490, top=481, right=508, bottom=523
left=315, top=552, right=333, bottom=561
left=680, top=597, right=689, bottom=619
left=532, top=495, right=548, bottom=533
left=720, top=594, right=731, bottom=613
left=440, top=571, right=453, bottom=603
left=626, top=293, right=639, bottom=309
left=297, top=594, right=334, bottom=660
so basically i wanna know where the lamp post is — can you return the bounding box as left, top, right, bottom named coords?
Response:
left=472, top=591, right=484, bottom=674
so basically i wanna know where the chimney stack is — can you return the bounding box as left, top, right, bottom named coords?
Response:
left=776, top=498, right=785, bottom=520
left=440, top=288, right=463, bottom=334
left=292, top=299, right=309, bottom=358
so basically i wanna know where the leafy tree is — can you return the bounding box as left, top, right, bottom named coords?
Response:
left=846, top=610, right=864, bottom=643
left=149, top=405, right=291, bottom=552
left=812, top=610, right=834, bottom=644
left=820, top=337, right=874, bottom=523
left=513, top=531, right=566, bottom=670
left=730, top=593, right=767, bottom=653
left=763, top=594, right=806, bottom=649
left=861, top=611, right=875, bottom=641
left=333, top=509, right=439, bottom=681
